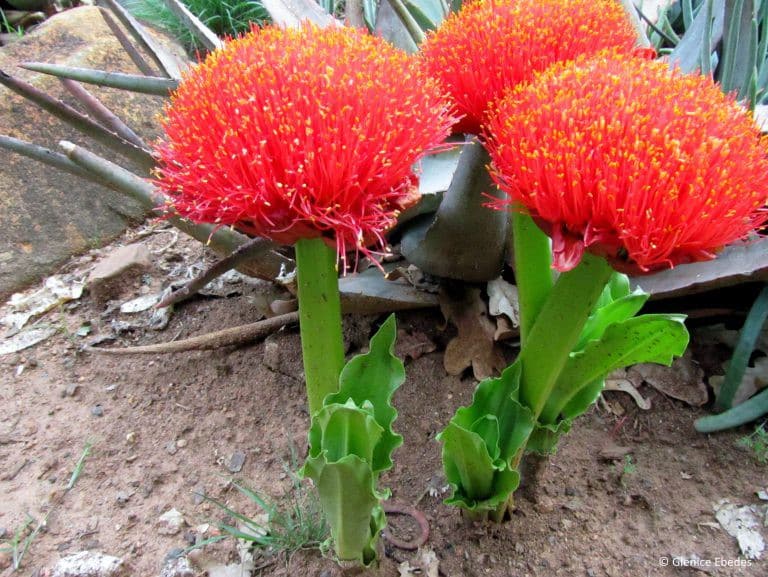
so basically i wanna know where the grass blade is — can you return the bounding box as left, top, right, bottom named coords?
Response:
left=160, top=0, right=223, bottom=51
left=67, top=442, right=93, bottom=490
left=99, top=0, right=185, bottom=79
left=0, top=70, right=155, bottom=171
left=20, top=62, right=177, bottom=96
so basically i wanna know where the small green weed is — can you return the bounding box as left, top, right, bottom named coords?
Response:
left=0, top=9, right=25, bottom=38
left=199, top=469, right=329, bottom=560
left=0, top=442, right=94, bottom=571
left=737, top=423, right=768, bottom=464
left=123, top=0, right=270, bottom=51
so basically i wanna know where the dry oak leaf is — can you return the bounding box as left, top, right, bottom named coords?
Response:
left=440, top=286, right=506, bottom=380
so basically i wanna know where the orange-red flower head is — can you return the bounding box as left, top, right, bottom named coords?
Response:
left=155, top=24, right=455, bottom=259
left=484, top=53, right=768, bottom=274
left=420, top=0, right=640, bottom=134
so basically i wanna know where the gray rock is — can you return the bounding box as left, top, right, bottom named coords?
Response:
left=0, top=6, right=187, bottom=300
left=157, top=508, right=185, bottom=536
left=159, top=555, right=196, bottom=577
left=50, top=551, right=127, bottom=577
left=227, top=450, right=246, bottom=473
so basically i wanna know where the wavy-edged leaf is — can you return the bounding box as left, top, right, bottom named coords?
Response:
left=440, top=421, right=520, bottom=511
left=559, top=314, right=688, bottom=395
left=438, top=360, right=534, bottom=512
left=20, top=63, right=177, bottom=96
left=526, top=419, right=571, bottom=455
left=302, top=453, right=384, bottom=565
left=576, top=291, right=649, bottom=350
left=326, top=314, right=405, bottom=472
left=540, top=314, right=689, bottom=424
left=306, top=400, right=383, bottom=465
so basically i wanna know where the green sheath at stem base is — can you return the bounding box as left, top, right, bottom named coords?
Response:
left=520, top=253, right=614, bottom=419
left=511, top=211, right=553, bottom=345
left=295, top=237, right=345, bottom=417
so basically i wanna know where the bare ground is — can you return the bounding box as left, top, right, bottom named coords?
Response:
left=1, top=226, right=766, bottom=577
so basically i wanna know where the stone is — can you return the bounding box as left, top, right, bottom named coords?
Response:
left=159, top=555, right=196, bottom=577
left=156, top=508, right=185, bottom=536
left=227, top=450, right=246, bottom=473
left=50, top=551, right=127, bottom=577
left=0, top=6, right=187, bottom=299
left=87, top=243, right=152, bottom=302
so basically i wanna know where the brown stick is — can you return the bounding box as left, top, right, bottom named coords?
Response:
left=156, top=237, right=278, bottom=308
left=381, top=502, right=430, bottom=551
left=85, top=312, right=298, bottom=354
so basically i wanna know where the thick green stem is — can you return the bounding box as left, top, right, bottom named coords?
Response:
left=511, top=211, right=553, bottom=344
left=295, top=237, right=345, bottom=416
left=520, top=254, right=613, bottom=418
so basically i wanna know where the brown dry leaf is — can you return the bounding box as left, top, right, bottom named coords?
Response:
left=440, top=287, right=506, bottom=380
left=396, top=328, right=437, bottom=361
left=630, top=351, right=708, bottom=406
left=710, top=356, right=768, bottom=406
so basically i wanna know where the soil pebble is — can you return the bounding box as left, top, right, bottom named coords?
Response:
left=49, top=551, right=126, bottom=577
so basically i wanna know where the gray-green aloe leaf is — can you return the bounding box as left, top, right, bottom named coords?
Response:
left=438, top=360, right=535, bottom=512
left=301, top=314, right=404, bottom=565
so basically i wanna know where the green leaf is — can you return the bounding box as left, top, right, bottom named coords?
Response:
left=438, top=361, right=534, bottom=512
left=559, top=314, right=688, bottom=396
left=576, top=290, right=649, bottom=350
left=561, top=378, right=605, bottom=420
left=306, top=400, right=383, bottom=465
left=696, top=386, right=768, bottom=433
left=540, top=314, right=688, bottom=424
left=441, top=422, right=521, bottom=511
left=526, top=420, right=571, bottom=455
left=326, top=314, right=404, bottom=472
left=302, top=454, right=384, bottom=565
left=302, top=316, right=404, bottom=565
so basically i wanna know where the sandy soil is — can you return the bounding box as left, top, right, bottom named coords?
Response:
left=1, top=227, right=766, bottom=577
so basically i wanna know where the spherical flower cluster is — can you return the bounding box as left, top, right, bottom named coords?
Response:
left=484, top=52, right=768, bottom=274
left=155, top=24, right=456, bottom=258
left=420, top=0, right=640, bottom=134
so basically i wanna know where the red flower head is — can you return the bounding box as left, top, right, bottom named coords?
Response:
left=484, top=52, right=768, bottom=274
left=155, top=24, right=455, bottom=260
left=420, top=0, right=640, bottom=134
